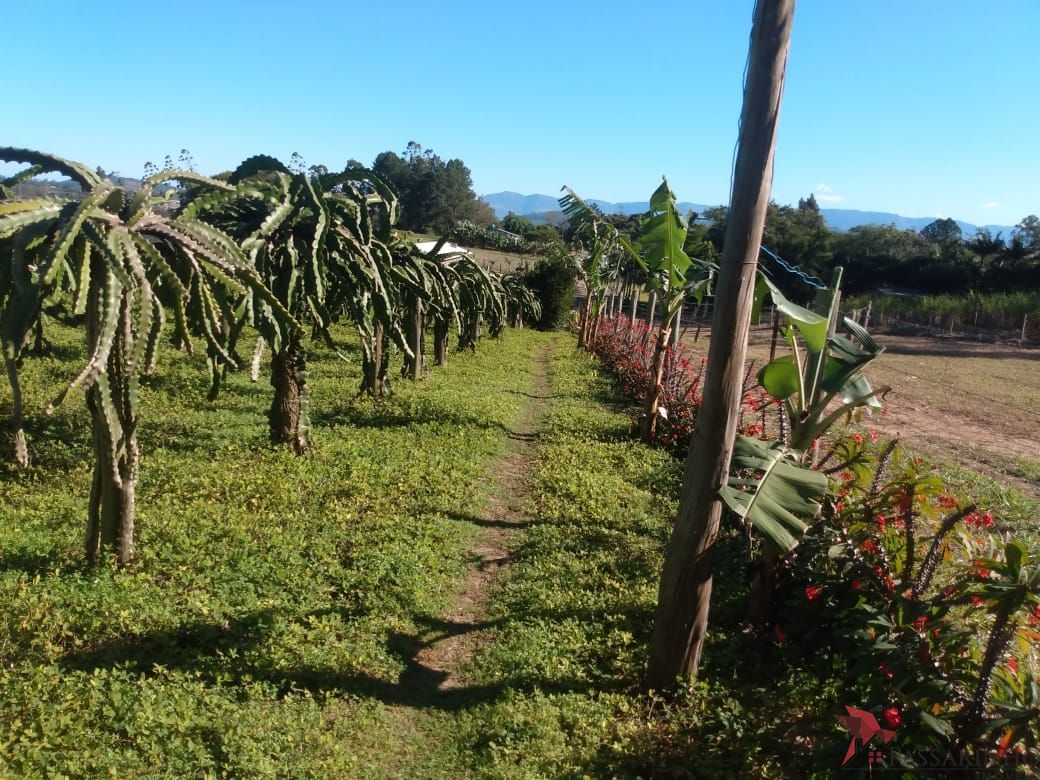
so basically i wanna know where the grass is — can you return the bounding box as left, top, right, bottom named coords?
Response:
left=1, top=321, right=834, bottom=777
left=0, top=321, right=539, bottom=776
left=442, top=341, right=831, bottom=778
left=4, top=320, right=1035, bottom=777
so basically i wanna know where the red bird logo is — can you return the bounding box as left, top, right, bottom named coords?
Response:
left=836, top=705, right=897, bottom=766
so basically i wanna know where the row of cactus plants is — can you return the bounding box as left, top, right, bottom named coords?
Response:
left=0, top=148, right=540, bottom=565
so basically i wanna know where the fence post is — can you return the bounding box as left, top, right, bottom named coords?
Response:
left=864, top=300, right=872, bottom=330
left=768, top=308, right=780, bottom=361
left=1023, top=313, right=1029, bottom=345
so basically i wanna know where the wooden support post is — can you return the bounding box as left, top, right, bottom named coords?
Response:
left=768, top=308, right=780, bottom=362
left=646, top=0, right=796, bottom=689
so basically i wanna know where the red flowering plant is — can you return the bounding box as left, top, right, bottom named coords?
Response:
left=590, top=315, right=765, bottom=455
left=777, top=440, right=1040, bottom=767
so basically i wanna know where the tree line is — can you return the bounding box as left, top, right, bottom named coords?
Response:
left=700, top=195, right=1040, bottom=297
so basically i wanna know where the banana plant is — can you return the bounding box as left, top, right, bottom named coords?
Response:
left=559, top=187, right=626, bottom=351
left=722, top=270, right=887, bottom=553
left=564, top=180, right=713, bottom=441
left=0, top=147, right=293, bottom=564
left=755, top=271, right=888, bottom=452
left=630, top=180, right=713, bottom=441
left=189, top=157, right=404, bottom=450
left=721, top=269, right=887, bottom=624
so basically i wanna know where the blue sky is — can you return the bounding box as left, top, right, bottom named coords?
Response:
left=3, top=1, right=1037, bottom=227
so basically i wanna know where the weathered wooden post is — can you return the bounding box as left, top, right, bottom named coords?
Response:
left=646, top=0, right=796, bottom=689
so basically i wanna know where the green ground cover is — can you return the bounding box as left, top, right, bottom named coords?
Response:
left=0, top=322, right=538, bottom=776
left=4, top=323, right=1034, bottom=777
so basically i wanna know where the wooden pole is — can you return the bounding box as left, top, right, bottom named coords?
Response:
left=768, top=308, right=780, bottom=361
left=646, top=0, right=796, bottom=689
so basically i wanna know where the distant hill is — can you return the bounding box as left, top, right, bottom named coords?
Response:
left=481, top=191, right=1017, bottom=236
left=482, top=191, right=709, bottom=220
left=817, top=208, right=1014, bottom=237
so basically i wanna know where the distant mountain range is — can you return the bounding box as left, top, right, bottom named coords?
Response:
left=481, top=191, right=1018, bottom=237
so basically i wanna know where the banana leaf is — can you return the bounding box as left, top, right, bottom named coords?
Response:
left=719, top=435, right=828, bottom=553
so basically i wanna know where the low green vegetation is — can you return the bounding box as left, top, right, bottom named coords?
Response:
left=847, top=289, right=1040, bottom=335
left=4, top=314, right=1038, bottom=776
left=447, top=339, right=823, bottom=778
left=0, top=322, right=540, bottom=776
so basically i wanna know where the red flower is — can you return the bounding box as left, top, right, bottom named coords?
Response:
left=912, top=616, right=928, bottom=631
left=861, top=539, right=879, bottom=554
left=852, top=580, right=863, bottom=591
left=805, top=585, right=823, bottom=602
left=1007, top=658, right=1019, bottom=673
left=897, top=490, right=914, bottom=512
left=773, top=623, right=787, bottom=643
left=881, top=706, right=902, bottom=729
left=938, top=495, right=958, bottom=508
left=879, top=661, right=894, bottom=680
left=971, top=561, right=991, bottom=579
left=869, top=429, right=879, bottom=443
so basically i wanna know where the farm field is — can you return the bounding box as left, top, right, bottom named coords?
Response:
left=397, top=231, right=537, bottom=275
left=5, top=320, right=1040, bottom=775
left=467, top=246, right=540, bottom=275
left=0, top=324, right=800, bottom=777
left=678, top=323, right=1040, bottom=499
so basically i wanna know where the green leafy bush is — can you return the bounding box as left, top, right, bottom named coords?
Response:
left=523, top=253, right=578, bottom=331
left=779, top=440, right=1040, bottom=767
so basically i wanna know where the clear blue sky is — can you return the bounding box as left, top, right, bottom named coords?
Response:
left=3, top=1, right=1037, bottom=227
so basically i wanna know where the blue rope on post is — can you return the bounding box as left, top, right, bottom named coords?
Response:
left=759, top=244, right=827, bottom=290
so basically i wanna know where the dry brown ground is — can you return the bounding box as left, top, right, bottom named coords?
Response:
left=676, top=323, right=1040, bottom=496
left=466, top=246, right=539, bottom=274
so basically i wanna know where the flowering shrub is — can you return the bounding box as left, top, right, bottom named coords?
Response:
left=580, top=308, right=1039, bottom=766
left=589, top=315, right=770, bottom=454
left=779, top=439, right=1040, bottom=766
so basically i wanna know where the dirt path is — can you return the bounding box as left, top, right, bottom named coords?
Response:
left=413, top=342, right=551, bottom=690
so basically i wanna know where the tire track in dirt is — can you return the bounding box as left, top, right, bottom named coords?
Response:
left=411, top=341, right=551, bottom=691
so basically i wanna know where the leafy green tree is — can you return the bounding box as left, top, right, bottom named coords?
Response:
left=1012, top=215, right=1040, bottom=253
left=921, top=217, right=964, bottom=246
left=501, top=212, right=535, bottom=236
left=523, top=250, right=578, bottom=330
left=371, top=142, right=486, bottom=233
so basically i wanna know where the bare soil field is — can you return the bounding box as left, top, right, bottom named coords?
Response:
left=677, top=323, right=1040, bottom=497
left=466, top=246, right=539, bottom=274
